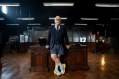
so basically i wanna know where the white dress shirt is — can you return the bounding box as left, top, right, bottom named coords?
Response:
left=55, top=24, right=60, bottom=30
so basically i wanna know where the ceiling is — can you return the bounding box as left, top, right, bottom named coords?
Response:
left=0, top=0, right=119, bottom=36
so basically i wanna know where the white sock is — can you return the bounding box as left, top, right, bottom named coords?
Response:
left=58, top=63, right=65, bottom=74
left=55, top=66, right=61, bottom=75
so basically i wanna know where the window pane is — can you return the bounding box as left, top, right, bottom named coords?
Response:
left=73, top=31, right=79, bottom=42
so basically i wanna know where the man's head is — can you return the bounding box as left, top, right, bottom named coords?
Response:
left=54, top=16, right=61, bottom=26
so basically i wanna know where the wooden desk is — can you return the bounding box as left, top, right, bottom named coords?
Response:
left=28, top=44, right=89, bottom=72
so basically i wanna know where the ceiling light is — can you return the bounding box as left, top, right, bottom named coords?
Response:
left=74, top=23, right=87, bottom=25
left=111, top=18, right=119, bottom=20
left=81, top=18, right=98, bottom=20
left=43, top=2, right=74, bottom=6
left=17, top=17, right=35, bottom=20
left=51, top=23, right=64, bottom=25
left=95, top=3, right=119, bottom=7
left=96, top=24, right=104, bottom=26
left=7, top=24, right=19, bottom=25
left=0, top=18, right=4, bottom=20
left=2, top=6, right=7, bottom=14
left=27, top=23, right=41, bottom=25
left=49, top=17, right=67, bottom=20
left=0, top=3, right=20, bottom=6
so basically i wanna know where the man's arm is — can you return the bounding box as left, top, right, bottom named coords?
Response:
left=46, top=26, right=51, bottom=48
left=64, top=27, right=69, bottom=45
left=64, top=27, right=70, bottom=49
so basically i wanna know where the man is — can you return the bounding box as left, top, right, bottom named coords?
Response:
left=46, top=16, right=70, bottom=76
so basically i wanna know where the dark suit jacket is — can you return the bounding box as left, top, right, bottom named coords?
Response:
left=46, top=25, right=69, bottom=49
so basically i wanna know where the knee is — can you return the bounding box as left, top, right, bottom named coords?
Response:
left=51, top=54, right=57, bottom=60
left=51, top=55, right=56, bottom=59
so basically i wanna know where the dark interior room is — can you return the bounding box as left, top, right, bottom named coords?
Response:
left=0, top=0, right=119, bottom=79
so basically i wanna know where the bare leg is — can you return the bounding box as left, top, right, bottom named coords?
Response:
left=58, top=54, right=65, bottom=74
left=51, top=54, right=61, bottom=75
left=51, top=54, right=61, bottom=66
left=58, top=54, right=60, bottom=60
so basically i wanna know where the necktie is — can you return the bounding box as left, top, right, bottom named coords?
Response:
left=57, top=26, right=59, bottom=31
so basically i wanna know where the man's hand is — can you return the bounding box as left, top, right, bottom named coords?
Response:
left=45, top=45, right=49, bottom=49
left=66, top=45, right=70, bottom=49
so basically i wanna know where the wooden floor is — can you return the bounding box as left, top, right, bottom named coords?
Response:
left=0, top=51, right=119, bottom=79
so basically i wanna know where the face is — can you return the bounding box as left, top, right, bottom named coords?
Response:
left=54, top=16, right=61, bottom=26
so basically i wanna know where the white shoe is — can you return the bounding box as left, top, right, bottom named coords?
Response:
left=60, top=64, right=66, bottom=74
left=54, top=66, right=61, bottom=76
